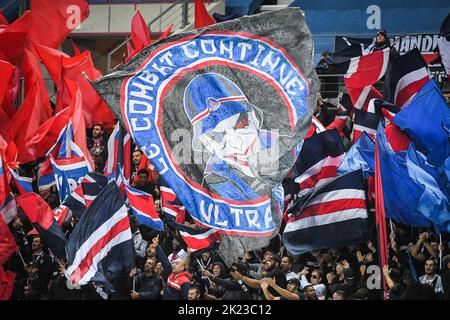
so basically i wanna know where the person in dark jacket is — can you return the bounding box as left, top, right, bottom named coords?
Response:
left=203, top=261, right=252, bottom=300
left=128, top=257, right=163, bottom=300
left=202, top=262, right=227, bottom=299
left=6, top=216, right=31, bottom=281
left=17, top=262, right=46, bottom=300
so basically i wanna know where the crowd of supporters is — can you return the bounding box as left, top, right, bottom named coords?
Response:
left=4, top=107, right=450, bottom=301
left=2, top=28, right=449, bottom=301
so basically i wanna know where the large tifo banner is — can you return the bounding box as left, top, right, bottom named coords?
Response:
left=335, top=34, right=447, bottom=85
left=92, top=8, right=318, bottom=264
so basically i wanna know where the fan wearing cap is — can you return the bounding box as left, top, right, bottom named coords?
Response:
left=374, top=29, right=389, bottom=51
left=183, top=73, right=279, bottom=201
left=371, top=29, right=399, bottom=57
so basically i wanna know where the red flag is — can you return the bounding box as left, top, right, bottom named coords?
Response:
left=34, top=44, right=69, bottom=85
left=194, top=0, right=216, bottom=29
left=0, top=11, right=29, bottom=65
left=70, top=82, right=95, bottom=171
left=16, top=193, right=54, bottom=230
left=126, top=39, right=134, bottom=58
left=134, top=153, right=157, bottom=184
left=0, top=67, right=21, bottom=136
left=0, top=60, right=14, bottom=109
left=374, top=141, right=389, bottom=300
left=6, top=49, right=52, bottom=162
left=29, top=0, right=89, bottom=49
left=23, top=106, right=74, bottom=163
left=384, top=123, right=411, bottom=152
left=0, top=10, right=9, bottom=25
left=131, top=11, right=151, bottom=52
left=0, top=214, right=16, bottom=266
left=5, top=81, right=52, bottom=162
left=158, top=24, right=173, bottom=41
left=0, top=266, right=16, bottom=300
left=21, top=48, right=51, bottom=111
left=123, top=133, right=131, bottom=181
left=325, top=114, right=350, bottom=138
left=55, top=51, right=115, bottom=129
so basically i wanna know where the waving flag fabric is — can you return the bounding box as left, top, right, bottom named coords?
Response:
left=168, top=220, right=220, bottom=255
left=37, top=158, right=56, bottom=191
left=344, top=48, right=389, bottom=112
left=91, top=8, right=319, bottom=265
left=393, top=79, right=450, bottom=158
left=194, top=0, right=216, bottom=29
left=338, top=131, right=375, bottom=179
left=376, top=123, right=432, bottom=227
left=124, top=179, right=163, bottom=231
left=7, top=166, right=33, bottom=195
left=81, top=172, right=109, bottom=209
left=0, top=193, right=17, bottom=224
left=50, top=156, right=89, bottom=201
left=160, top=180, right=186, bottom=223
left=16, top=193, right=67, bottom=259
left=65, top=182, right=134, bottom=293
left=29, top=0, right=89, bottom=49
left=383, top=48, right=430, bottom=107
left=294, top=129, right=345, bottom=193
left=282, top=169, right=369, bottom=256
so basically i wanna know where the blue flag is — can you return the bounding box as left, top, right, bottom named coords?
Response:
left=406, top=144, right=450, bottom=233
left=377, top=123, right=431, bottom=227
left=338, top=131, right=374, bottom=179
left=393, top=78, right=450, bottom=166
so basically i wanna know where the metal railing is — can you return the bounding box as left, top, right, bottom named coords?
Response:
left=106, top=0, right=192, bottom=72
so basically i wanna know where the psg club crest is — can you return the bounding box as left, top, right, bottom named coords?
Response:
left=122, top=31, right=310, bottom=235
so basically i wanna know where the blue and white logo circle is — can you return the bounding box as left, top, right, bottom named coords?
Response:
left=122, top=31, right=309, bottom=236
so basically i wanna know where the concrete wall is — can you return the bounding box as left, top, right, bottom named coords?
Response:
left=72, top=1, right=225, bottom=35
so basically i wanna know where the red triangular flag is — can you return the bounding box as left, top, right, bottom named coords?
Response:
left=55, top=51, right=115, bottom=129
left=16, top=193, right=54, bottom=230
left=158, top=24, right=173, bottom=41
left=194, top=0, right=216, bottom=29
left=131, top=11, right=151, bottom=51
left=22, top=105, right=74, bottom=163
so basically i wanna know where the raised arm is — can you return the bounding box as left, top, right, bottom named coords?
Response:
left=411, top=232, right=428, bottom=262
left=266, top=277, right=300, bottom=300
left=230, top=271, right=261, bottom=289
left=260, top=278, right=276, bottom=300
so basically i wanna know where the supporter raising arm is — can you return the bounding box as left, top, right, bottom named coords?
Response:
left=266, top=277, right=300, bottom=300
left=412, top=232, right=438, bottom=262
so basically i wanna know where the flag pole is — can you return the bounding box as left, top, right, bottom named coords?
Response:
left=18, top=251, right=27, bottom=267
left=374, top=140, right=389, bottom=300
